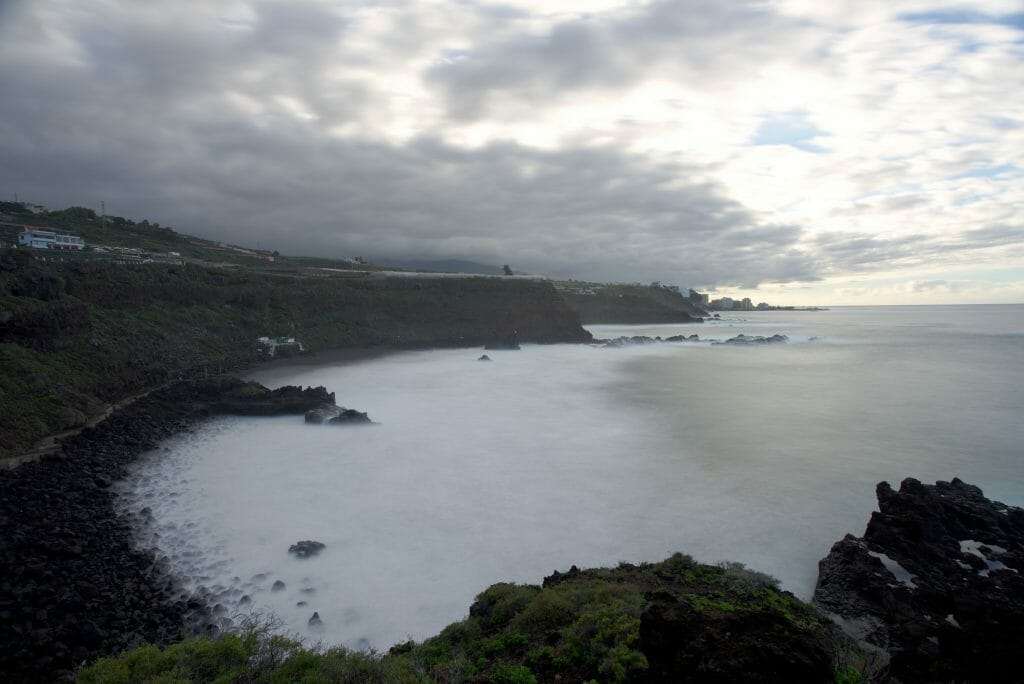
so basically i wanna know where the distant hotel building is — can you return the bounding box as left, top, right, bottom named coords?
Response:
left=18, top=227, right=85, bottom=250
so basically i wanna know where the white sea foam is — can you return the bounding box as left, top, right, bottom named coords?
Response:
left=117, top=307, right=1024, bottom=651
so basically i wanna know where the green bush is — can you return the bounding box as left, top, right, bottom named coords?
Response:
left=469, top=583, right=539, bottom=629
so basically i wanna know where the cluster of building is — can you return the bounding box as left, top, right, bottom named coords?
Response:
left=707, top=296, right=772, bottom=311
left=687, top=289, right=772, bottom=311
left=8, top=226, right=184, bottom=265
left=256, top=336, right=304, bottom=357
left=17, top=227, right=85, bottom=250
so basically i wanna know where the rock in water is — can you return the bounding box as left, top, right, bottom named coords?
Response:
left=308, top=611, right=323, bottom=627
left=306, top=405, right=372, bottom=424
left=304, top=404, right=341, bottom=424
left=712, top=333, right=788, bottom=346
left=602, top=335, right=658, bottom=348
left=478, top=354, right=491, bottom=361
left=813, top=477, right=1024, bottom=682
left=327, top=409, right=371, bottom=425
left=289, top=540, right=326, bottom=558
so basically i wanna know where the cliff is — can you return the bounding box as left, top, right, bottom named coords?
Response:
left=558, top=283, right=706, bottom=324
left=0, top=251, right=590, bottom=459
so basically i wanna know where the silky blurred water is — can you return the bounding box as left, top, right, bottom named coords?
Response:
left=117, top=304, right=1024, bottom=650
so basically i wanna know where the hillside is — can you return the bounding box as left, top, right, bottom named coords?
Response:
left=0, top=250, right=589, bottom=459
left=556, top=282, right=707, bottom=325
left=0, top=203, right=386, bottom=271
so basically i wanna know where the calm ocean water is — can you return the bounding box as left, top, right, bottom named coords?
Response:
left=117, top=304, right=1024, bottom=650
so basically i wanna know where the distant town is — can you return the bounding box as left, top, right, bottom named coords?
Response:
left=689, top=290, right=784, bottom=311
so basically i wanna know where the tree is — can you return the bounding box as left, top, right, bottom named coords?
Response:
left=503, top=264, right=513, bottom=276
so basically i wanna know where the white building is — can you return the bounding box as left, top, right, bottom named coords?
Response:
left=19, top=228, right=85, bottom=250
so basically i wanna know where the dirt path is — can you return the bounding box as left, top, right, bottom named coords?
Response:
left=0, top=384, right=170, bottom=471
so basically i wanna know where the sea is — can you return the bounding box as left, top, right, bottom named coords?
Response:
left=115, top=304, right=1024, bottom=651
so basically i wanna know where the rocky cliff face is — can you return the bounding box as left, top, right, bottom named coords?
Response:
left=560, top=284, right=706, bottom=324
left=814, top=478, right=1024, bottom=683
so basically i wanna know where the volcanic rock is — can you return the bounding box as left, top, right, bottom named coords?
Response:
left=814, top=477, right=1024, bottom=682
left=304, top=404, right=341, bottom=424
left=327, top=409, right=371, bottom=425
left=288, top=540, right=326, bottom=558
left=713, top=333, right=788, bottom=346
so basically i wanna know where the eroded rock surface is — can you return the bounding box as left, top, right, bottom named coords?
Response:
left=814, top=477, right=1024, bottom=682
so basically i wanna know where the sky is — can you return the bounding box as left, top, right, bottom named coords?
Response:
left=1, top=1, right=1022, bottom=305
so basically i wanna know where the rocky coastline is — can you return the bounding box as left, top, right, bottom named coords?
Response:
left=0, top=377, right=338, bottom=682
left=3, top=374, right=1023, bottom=682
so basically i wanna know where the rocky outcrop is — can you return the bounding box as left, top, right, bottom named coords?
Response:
left=305, top=404, right=342, bottom=424
left=157, top=378, right=335, bottom=416
left=598, top=333, right=790, bottom=348
left=602, top=335, right=660, bottom=348
left=304, top=404, right=372, bottom=424
left=713, top=333, right=788, bottom=346
left=814, top=478, right=1024, bottom=683
left=328, top=409, right=371, bottom=425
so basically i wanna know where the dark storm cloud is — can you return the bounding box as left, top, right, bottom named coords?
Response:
left=8, top=1, right=1013, bottom=293
left=0, top=0, right=826, bottom=288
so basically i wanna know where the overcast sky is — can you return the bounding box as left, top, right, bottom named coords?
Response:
left=1, top=1, right=1021, bottom=304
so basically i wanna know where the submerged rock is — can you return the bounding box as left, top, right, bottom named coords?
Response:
left=271, top=580, right=286, bottom=592
left=814, top=477, right=1024, bottom=682
left=305, top=405, right=372, bottom=425
left=304, top=404, right=341, bottom=424
left=308, top=611, right=323, bottom=627
left=327, top=409, right=371, bottom=425
left=288, top=540, right=326, bottom=558
left=602, top=335, right=659, bottom=348
left=713, top=333, right=788, bottom=346
left=478, top=354, right=491, bottom=361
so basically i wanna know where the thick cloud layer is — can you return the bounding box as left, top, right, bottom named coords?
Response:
left=1, top=0, right=1021, bottom=302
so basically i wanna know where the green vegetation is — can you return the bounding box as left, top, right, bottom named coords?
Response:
left=78, top=553, right=846, bottom=683
left=0, top=248, right=587, bottom=459
left=554, top=280, right=706, bottom=324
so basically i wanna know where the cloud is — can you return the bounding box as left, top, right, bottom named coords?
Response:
left=0, top=0, right=1021, bottom=302
left=425, top=0, right=811, bottom=121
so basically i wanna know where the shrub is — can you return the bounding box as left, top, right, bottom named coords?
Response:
left=469, top=583, right=540, bottom=629
left=719, top=561, right=781, bottom=593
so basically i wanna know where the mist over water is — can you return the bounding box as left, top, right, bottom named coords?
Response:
left=117, top=305, right=1024, bottom=651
